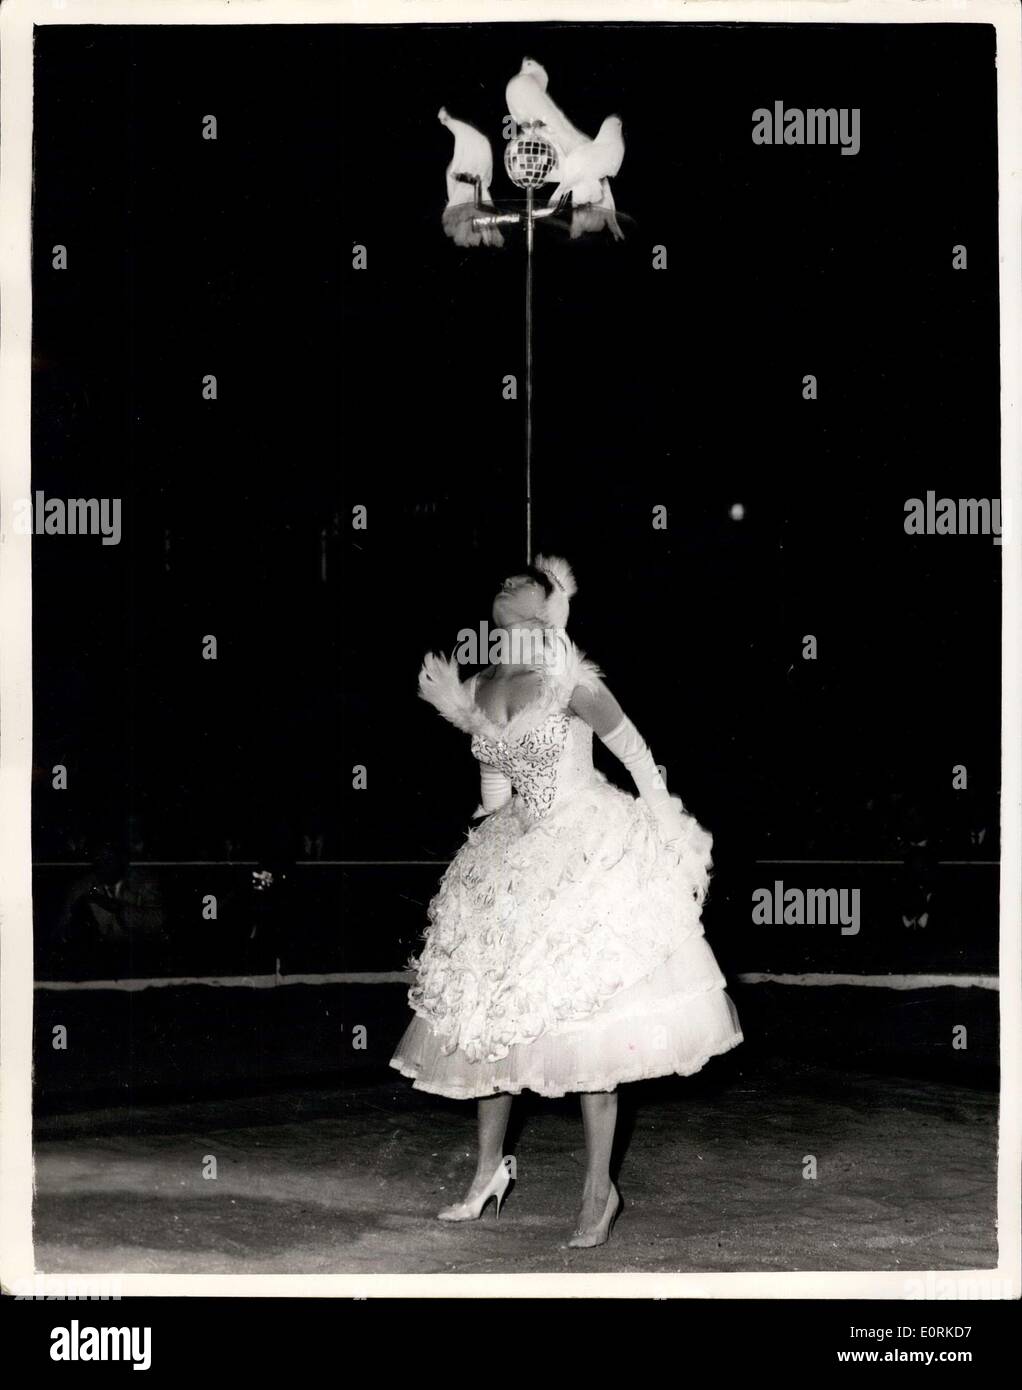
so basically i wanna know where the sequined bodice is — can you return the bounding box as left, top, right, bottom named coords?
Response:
left=471, top=708, right=599, bottom=820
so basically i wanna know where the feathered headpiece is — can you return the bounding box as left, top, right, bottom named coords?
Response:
left=532, top=553, right=577, bottom=629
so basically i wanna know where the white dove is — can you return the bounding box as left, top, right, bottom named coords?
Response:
left=568, top=182, right=625, bottom=242
left=548, top=115, right=624, bottom=205
left=438, top=107, right=504, bottom=248
left=505, top=57, right=588, bottom=171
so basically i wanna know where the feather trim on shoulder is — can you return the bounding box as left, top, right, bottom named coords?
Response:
left=418, top=636, right=604, bottom=742
left=546, top=631, right=604, bottom=702
left=417, top=652, right=480, bottom=734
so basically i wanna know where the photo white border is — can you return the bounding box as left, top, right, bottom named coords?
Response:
left=1, top=0, right=1019, bottom=1300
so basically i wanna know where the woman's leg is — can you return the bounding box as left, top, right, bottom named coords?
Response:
left=446, top=1093, right=512, bottom=1202
left=436, top=1094, right=514, bottom=1217
left=577, top=1090, right=618, bottom=1229
left=475, top=1092, right=513, bottom=1179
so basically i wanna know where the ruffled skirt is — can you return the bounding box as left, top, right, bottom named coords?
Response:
left=391, top=942, right=743, bottom=1098
left=389, top=774, right=743, bottom=1099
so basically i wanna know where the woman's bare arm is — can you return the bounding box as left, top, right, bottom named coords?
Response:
left=569, top=677, right=627, bottom=739
left=571, top=678, right=685, bottom=850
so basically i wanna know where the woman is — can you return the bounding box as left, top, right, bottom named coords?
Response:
left=390, top=555, right=742, bottom=1247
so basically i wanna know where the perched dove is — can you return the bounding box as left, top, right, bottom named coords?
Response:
left=438, top=107, right=505, bottom=248
left=505, top=57, right=588, bottom=171
left=549, top=116, right=624, bottom=207
left=569, top=182, right=625, bottom=242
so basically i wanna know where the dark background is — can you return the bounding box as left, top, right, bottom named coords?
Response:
left=30, top=22, right=1001, bottom=983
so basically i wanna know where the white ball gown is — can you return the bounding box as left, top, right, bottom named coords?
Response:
left=389, top=636, right=743, bottom=1098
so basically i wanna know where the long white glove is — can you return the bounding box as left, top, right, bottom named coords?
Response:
left=598, top=715, right=685, bottom=852
left=471, top=764, right=513, bottom=819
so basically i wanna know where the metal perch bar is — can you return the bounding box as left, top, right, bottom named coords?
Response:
left=469, top=206, right=558, bottom=229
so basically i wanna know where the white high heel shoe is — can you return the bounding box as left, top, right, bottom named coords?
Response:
left=437, top=1155, right=515, bottom=1222
left=567, top=1183, right=621, bottom=1248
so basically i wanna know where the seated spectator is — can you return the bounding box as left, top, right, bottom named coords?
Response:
left=57, top=841, right=167, bottom=973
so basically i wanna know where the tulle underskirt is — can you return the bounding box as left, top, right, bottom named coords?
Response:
left=389, top=931, right=744, bottom=1100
